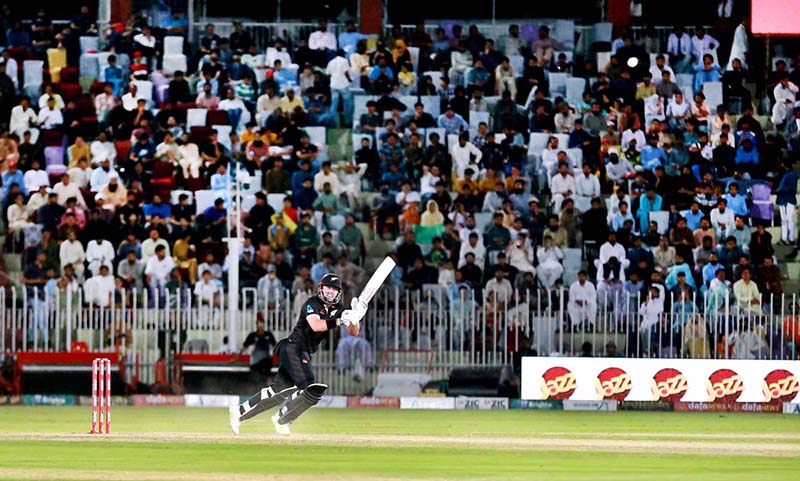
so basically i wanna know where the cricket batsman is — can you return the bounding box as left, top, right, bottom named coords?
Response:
left=229, top=273, right=366, bottom=435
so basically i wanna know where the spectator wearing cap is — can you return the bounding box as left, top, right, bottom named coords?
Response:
left=438, top=104, right=468, bottom=136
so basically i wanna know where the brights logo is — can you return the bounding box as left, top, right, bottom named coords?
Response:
left=706, top=369, right=744, bottom=403
left=762, top=369, right=800, bottom=403
left=595, top=367, right=632, bottom=400
left=651, top=368, right=688, bottom=402
left=539, top=367, right=577, bottom=400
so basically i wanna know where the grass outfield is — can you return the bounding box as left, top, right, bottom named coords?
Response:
left=0, top=407, right=799, bottom=480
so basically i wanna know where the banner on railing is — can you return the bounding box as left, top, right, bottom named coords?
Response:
left=522, top=357, right=800, bottom=403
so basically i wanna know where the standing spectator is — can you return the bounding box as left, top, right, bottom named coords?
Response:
left=568, top=271, right=597, bottom=332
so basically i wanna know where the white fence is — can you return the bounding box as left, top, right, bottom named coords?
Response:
left=2, top=285, right=798, bottom=394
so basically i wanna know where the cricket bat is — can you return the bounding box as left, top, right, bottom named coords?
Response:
left=357, top=257, right=396, bottom=304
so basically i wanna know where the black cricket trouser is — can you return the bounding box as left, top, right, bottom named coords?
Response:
left=274, top=339, right=315, bottom=390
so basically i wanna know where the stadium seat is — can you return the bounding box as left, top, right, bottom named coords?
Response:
left=474, top=212, right=492, bottom=231
left=548, top=73, right=568, bottom=97
left=23, top=60, right=44, bottom=97
left=195, top=190, right=216, bottom=215
left=650, top=211, right=669, bottom=235
left=171, top=190, right=193, bottom=205
left=267, top=193, right=286, bottom=213
left=596, top=52, right=611, bottom=72
left=163, top=55, right=188, bottom=75
left=187, top=109, right=208, bottom=129
left=46, top=48, right=67, bottom=83
left=508, top=55, right=524, bottom=77
left=164, top=36, right=184, bottom=56
left=592, top=22, right=613, bottom=43
left=132, top=80, right=154, bottom=101
left=750, top=183, right=774, bottom=225
left=80, top=36, right=99, bottom=53
left=206, top=109, right=230, bottom=126
left=565, top=77, right=587, bottom=106
left=213, top=125, right=233, bottom=150
left=470, top=111, right=490, bottom=129
left=79, top=54, right=99, bottom=79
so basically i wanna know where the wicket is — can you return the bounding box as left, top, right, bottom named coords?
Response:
left=91, top=358, right=112, bottom=434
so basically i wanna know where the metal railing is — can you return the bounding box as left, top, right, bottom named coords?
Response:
left=189, top=20, right=710, bottom=58
left=2, top=285, right=798, bottom=394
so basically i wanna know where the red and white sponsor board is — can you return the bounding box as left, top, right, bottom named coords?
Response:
left=522, top=358, right=800, bottom=404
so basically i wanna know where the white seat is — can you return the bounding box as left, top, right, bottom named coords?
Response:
left=195, top=190, right=216, bottom=215
left=80, top=36, right=99, bottom=53
left=650, top=211, right=669, bottom=235
left=474, top=212, right=492, bottom=231
left=132, top=80, right=154, bottom=101
left=240, top=193, right=256, bottom=213
left=23, top=60, right=44, bottom=93
left=212, top=125, right=233, bottom=150
left=592, top=23, right=613, bottom=43
left=528, top=132, right=550, bottom=156
left=267, top=193, right=286, bottom=213
left=170, top=190, right=193, bottom=205
left=563, top=248, right=582, bottom=271
left=567, top=148, right=583, bottom=169
left=419, top=95, right=440, bottom=116
left=162, top=55, right=187, bottom=74
left=554, top=133, right=570, bottom=149
left=565, top=77, right=586, bottom=106
left=186, top=109, right=207, bottom=129
left=702, top=81, right=723, bottom=111
left=470, top=111, right=490, bottom=129
left=596, top=52, right=611, bottom=72
left=164, top=36, right=184, bottom=56
left=408, top=47, right=420, bottom=71
left=548, top=73, right=569, bottom=97
left=79, top=53, right=99, bottom=78
left=508, top=55, right=524, bottom=77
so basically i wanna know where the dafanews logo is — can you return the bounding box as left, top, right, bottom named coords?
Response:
left=706, top=369, right=744, bottom=403
left=595, top=367, right=632, bottom=400
left=539, top=367, right=576, bottom=400
left=651, top=368, right=688, bottom=402
left=762, top=369, right=799, bottom=403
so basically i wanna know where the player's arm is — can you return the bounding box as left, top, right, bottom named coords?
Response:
left=305, top=314, right=330, bottom=332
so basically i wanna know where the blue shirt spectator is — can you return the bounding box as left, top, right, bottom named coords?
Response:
left=735, top=142, right=758, bottom=165
left=693, top=61, right=721, bottom=93
left=640, top=144, right=668, bottom=171
left=437, top=111, right=468, bottom=135
left=723, top=191, right=748, bottom=218
left=665, top=262, right=696, bottom=291
left=203, top=204, right=227, bottom=223
left=680, top=207, right=704, bottom=231
left=143, top=202, right=172, bottom=219
left=1, top=168, right=26, bottom=201
left=776, top=166, right=798, bottom=206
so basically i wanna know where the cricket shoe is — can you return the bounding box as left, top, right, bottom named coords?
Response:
left=229, top=405, right=241, bottom=435
left=271, top=412, right=291, bottom=436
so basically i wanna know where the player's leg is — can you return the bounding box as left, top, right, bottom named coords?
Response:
left=271, top=343, right=326, bottom=434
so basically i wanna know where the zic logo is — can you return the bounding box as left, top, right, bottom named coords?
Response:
left=706, top=369, right=744, bottom=403
left=762, top=369, right=799, bottom=403
left=595, top=367, right=632, bottom=400
left=651, top=368, right=688, bottom=402
left=540, top=367, right=576, bottom=400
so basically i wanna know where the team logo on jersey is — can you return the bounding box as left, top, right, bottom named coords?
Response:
left=305, top=304, right=314, bottom=313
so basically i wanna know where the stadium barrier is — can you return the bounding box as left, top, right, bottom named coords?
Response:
left=6, top=392, right=800, bottom=415
left=1, top=286, right=798, bottom=394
